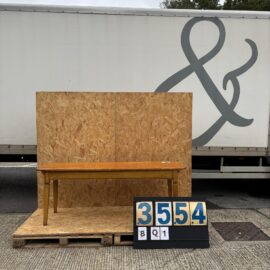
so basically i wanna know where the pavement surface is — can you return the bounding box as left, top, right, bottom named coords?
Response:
left=0, top=167, right=37, bottom=213
left=0, top=168, right=270, bottom=269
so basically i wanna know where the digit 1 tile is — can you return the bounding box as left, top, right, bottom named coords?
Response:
left=160, top=227, right=169, bottom=240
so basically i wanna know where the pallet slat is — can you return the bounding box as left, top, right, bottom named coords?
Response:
left=114, top=234, right=133, bottom=246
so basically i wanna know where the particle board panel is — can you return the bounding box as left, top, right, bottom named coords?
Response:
left=114, top=94, right=157, bottom=205
left=114, top=93, right=192, bottom=205
left=37, top=92, right=117, bottom=207
left=37, top=92, right=192, bottom=208
left=13, top=207, right=133, bottom=237
left=148, top=93, right=192, bottom=197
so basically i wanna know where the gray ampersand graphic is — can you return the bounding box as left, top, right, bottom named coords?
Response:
left=155, top=17, right=258, bottom=146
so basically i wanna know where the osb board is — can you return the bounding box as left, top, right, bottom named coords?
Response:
left=37, top=92, right=192, bottom=207
left=37, top=93, right=117, bottom=208
left=13, top=207, right=133, bottom=237
left=114, top=93, right=192, bottom=205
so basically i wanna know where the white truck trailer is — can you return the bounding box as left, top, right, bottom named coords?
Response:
left=0, top=4, right=269, bottom=178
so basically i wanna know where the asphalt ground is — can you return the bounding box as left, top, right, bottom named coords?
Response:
left=0, top=168, right=270, bottom=269
left=0, top=167, right=37, bottom=213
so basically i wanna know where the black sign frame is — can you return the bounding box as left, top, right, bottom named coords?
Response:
left=133, top=197, right=209, bottom=249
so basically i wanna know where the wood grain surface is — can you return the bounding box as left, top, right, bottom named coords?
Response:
left=38, top=161, right=185, bottom=171
left=36, top=92, right=192, bottom=207
left=13, top=207, right=133, bottom=236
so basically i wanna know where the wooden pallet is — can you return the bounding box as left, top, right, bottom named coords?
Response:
left=13, top=234, right=114, bottom=248
left=13, top=207, right=134, bottom=248
left=13, top=233, right=135, bottom=248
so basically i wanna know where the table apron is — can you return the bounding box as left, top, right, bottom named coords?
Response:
left=44, top=170, right=175, bottom=181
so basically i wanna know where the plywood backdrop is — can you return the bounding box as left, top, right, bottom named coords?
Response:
left=37, top=92, right=192, bottom=208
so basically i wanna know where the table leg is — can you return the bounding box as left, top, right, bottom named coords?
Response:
left=167, top=179, right=173, bottom=196
left=172, top=170, right=179, bottom=197
left=53, top=180, right=58, bottom=213
left=43, top=174, right=50, bottom=226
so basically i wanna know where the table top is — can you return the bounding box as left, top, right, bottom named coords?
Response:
left=37, top=161, right=185, bottom=172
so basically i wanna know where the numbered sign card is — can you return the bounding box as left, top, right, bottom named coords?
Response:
left=133, top=197, right=209, bottom=249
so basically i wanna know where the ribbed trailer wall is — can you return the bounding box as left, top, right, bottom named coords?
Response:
left=0, top=5, right=269, bottom=179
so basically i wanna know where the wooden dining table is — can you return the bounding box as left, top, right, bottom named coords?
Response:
left=37, top=161, right=186, bottom=226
